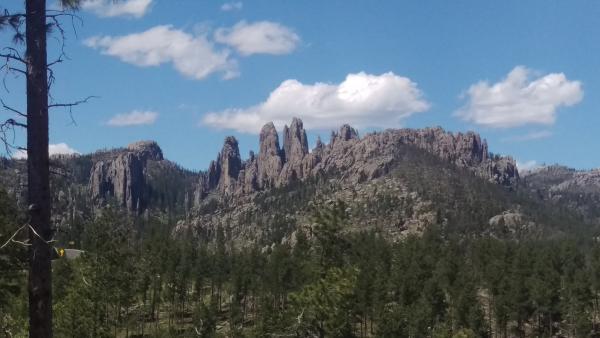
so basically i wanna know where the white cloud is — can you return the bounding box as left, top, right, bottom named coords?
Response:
left=81, top=0, right=153, bottom=18
left=85, top=25, right=238, bottom=80
left=456, top=66, right=583, bottom=128
left=107, top=110, right=158, bottom=127
left=215, top=21, right=300, bottom=55
left=221, top=2, right=243, bottom=11
left=50, top=143, right=80, bottom=156
left=517, top=160, right=543, bottom=173
left=502, top=130, right=553, bottom=142
left=202, top=71, right=430, bottom=133
left=11, top=143, right=80, bottom=160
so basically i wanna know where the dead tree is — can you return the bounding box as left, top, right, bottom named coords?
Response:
left=25, top=1, right=53, bottom=336
left=0, top=1, right=85, bottom=337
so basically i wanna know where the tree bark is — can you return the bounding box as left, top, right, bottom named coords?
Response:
left=25, top=0, right=52, bottom=337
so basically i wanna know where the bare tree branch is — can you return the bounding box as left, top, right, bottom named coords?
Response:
left=0, top=64, right=26, bottom=75
left=45, top=11, right=83, bottom=76
left=0, top=12, right=26, bottom=21
left=48, top=96, right=98, bottom=126
left=48, top=95, right=97, bottom=109
left=0, top=98, right=26, bottom=117
left=0, top=47, right=27, bottom=93
left=47, top=57, right=64, bottom=68
left=0, top=53, right=25, bottom=64
left=2, top=48, right=24, bottom=62
left=0, top=129, right=17, bottom=156
left=0, top=114, right=26, bottom=157
left=1, top=118, right=27, bottom=129
left=0, top=224, right=27, bottom=250
left=45, top=10, right=84, bottom=39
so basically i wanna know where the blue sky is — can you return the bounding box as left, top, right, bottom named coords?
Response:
left=1, top=0, right=599, bottom=171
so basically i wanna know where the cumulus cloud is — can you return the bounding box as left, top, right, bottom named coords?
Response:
left=221, top=2, right=243, bottom=11
left=456, top=66, right=583, bottom=128
left=81, top=0, right=153, bottom=18
left=107, top=110, right=158, bottom=127
left=50, top=143, right=80, bottom=156
left=215, top=21, right=300, bottom=55
left=202, top=72, right=430, bottom=133
left=516, top=160, right=543, bottom=173
left=502, top=130, right=553, bottom=142
left=12, top=143, right=80, bottom=160
left=85, top=25, right=238, bottom=80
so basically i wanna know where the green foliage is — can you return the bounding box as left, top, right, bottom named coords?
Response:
left=54, top=260, right=96, bottom=338
left=146, top=161, right=198, bottom=215
left=1, top=193, right=599, bottom=336
left=192, top=296, right=218, bottom=338
left=0, top=189, right=26, bottom=337
left=54, top=206, right=140, bottom=337
left=291, top=267, right=358, bottom=338
left=312, top=200, right=350, bottom=269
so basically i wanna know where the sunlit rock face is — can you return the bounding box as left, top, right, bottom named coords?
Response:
left=90, top=141, right=163, bottom=212
left=77, top=118, right=520, bottom=215
left=191, top=117, right=517, bottom=204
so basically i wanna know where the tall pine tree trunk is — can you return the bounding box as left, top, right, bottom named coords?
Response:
left=25, top=0, right=52, bottom=337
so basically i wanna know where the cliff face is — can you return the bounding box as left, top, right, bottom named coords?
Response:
left=281, top=117, right=310, bottom=182
left=89, top=141, right=163, bottom=212
left=195, top=118, right=518, bottom=204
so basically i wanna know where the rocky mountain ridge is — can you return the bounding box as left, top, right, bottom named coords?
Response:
left=4, top=118, right=599, bottom=244
left=1, top=118, right=520, bottom=216
left=195, top=118, right=519, bottom=203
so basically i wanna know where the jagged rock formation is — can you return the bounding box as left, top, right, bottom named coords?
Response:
left=127, top=140, right=163, bottom=161
left=281, top=118, right=310, bottom=182
left=215, top=136, right=242, bottom=195
left=488, top=211, right=537, bottom=236
left=0, top=119, right=520, bottom=241
left=7, top=117, right=594, bottom=245
left=192, top=118, right=519, bottom=206
left=0, top=118, right=520, bottom=229
left=89, top=141, right=163, bottom=212
left=257, top=122, right=284, bottom=189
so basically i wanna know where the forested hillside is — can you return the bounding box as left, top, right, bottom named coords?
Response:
left=2, top=195, right=600, bottom=337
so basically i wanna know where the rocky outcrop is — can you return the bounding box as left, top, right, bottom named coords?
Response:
left=257, top=122, right=284, bottom=189
left=127, top=140, right=163, bottom=161
left=391, top=128, right=487, bottom=167
left=89, top=141, right=163, bottom=212
left=283, top=118, right=309, bottom=163
left=335, top=124, right=359, bottom=143
left=216, top=137, right=242, bottom=195
left=488, top=211, right=537, bottom=235
left=190, top=119, right=519, bottom=207
left=281, top=118, right=309, bottom=182
left=303, top=125, right=515, bottom=187
left=55, top=117, right=520, bottom=216
left=241, top=151, right=259, bottom=194
left=481, top=157, right=519, bottom=187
